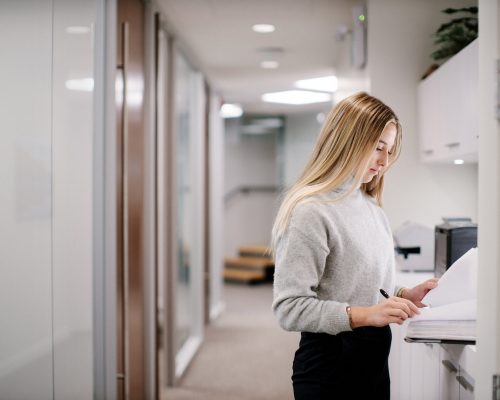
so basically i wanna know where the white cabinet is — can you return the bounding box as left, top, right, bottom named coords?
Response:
left=390, top=341, right=476, bottom=400
left=390, top=343, right=476, bottom=400
left=417, top=39, right=479, bottom=163
left=439, top=348, right=460, bottom=400
left=422, top=343, right=441, bottom=399
left=440, top=344, right=476, bottom=400
left=390, top=277, right=476, bottom=400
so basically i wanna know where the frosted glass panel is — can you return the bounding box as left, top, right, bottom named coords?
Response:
left=0, top=1, right=54, bottom=399
left=173, top=52, right=204, bottom=357
left=174, top=52, right=194, bottom=354
left=0, top=1, right=97, bottom=398
left=52, top=0, right=95, bottom=398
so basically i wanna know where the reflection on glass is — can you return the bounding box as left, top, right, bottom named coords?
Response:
left=174, top=51, right=196, bottom=355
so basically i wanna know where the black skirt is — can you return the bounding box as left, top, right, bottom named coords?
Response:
left=292, top=326, right=392, bottom=400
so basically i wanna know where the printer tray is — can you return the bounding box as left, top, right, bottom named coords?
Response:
left=404, top=336, right=475, bottom=345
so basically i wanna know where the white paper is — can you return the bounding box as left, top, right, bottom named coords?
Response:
left=422, top=247, right=477, bottom=307
left=412, top=299, right=477, bottom=321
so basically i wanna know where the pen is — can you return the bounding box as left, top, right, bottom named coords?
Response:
left=379, top=288, right=390, bottom=299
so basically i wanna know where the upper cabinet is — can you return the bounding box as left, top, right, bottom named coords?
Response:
left=417, top=39, right=478, bottom=163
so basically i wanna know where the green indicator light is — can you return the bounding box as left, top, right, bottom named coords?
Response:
left=358, top=14, right=365, bottom=22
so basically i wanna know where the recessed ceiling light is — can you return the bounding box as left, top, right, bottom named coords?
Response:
left=252, top=24, right=275, bottom=33
left=220, top=103, right=243, bottom=118
left=260, top=61, right=279, bottom=69
left=454, top=159, right=465, bottom=165
left=295, top=76, right=338, bottom=92
left=316, top=112, right=326, bottom=124
left=262, top=90, right=332, bottom=105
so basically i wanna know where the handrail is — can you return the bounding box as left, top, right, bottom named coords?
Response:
left=224, top=185, right=281, bottom=204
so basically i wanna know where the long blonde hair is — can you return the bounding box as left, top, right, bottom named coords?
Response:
left=271, top=92, right=402, bottom=251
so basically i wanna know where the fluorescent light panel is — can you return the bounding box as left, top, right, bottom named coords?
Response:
left=252, top=24, right=275, bottom=33
left=454, top=159, right=465, bottom=165
left=260, top=60, right=279, bottom=69
left=262, top=90, right=331, bottom=105
left=295, top=75, right=338, bottom=92
left=221, top=103, right=243, bottom=118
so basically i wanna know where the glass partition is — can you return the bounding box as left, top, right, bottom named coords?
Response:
left=173, top=50, right=204, bottom=372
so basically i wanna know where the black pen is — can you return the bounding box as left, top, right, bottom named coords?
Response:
left=379, top=288, right=390, bottom=299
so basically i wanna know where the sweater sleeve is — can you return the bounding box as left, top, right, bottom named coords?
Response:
left=272, top=204, right=352, bottom=335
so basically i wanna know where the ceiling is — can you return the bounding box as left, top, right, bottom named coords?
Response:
left=157, top=0, right=369, bottom=115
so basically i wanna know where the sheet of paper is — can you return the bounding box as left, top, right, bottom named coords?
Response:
left=422, top=247, right=477, bottom=307
left=412, top=299, right=477, bottom=321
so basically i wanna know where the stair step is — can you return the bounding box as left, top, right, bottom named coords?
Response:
left=224, top=257, right=274, bottom=270
left=238, top=245, right=272, bottom=258
left=223, top=268, right=266, bottom=283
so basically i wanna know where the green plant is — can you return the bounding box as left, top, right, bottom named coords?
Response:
left=431, top=7, right=478, bottom=62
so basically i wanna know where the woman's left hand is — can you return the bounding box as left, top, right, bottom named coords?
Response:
left=402, top=279, right=439, bottom=307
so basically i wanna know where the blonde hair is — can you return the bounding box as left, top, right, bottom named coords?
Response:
left=271, top=92, right=402, bottom=251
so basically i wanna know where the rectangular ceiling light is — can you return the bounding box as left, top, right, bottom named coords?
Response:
left=295, top=75, right=338, bottom=92
left=262, top=90, right=331, bottom=105
left=220, top=103, right=243, bottom=118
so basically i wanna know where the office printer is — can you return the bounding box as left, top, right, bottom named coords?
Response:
left=393, top=221, right=434, bottom=272
left=434, top=217, right=477, bottom=278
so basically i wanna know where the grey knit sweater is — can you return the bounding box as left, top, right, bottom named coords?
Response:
left=272, top=181, right=398, bottom=335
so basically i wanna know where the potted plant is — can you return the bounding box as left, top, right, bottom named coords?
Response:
left=421, top=6, right=478, bottom=79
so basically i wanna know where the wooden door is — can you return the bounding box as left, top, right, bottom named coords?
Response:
left=116, top=0, right=147, bottom=398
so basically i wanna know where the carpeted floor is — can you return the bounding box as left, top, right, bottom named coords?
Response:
left=162, top=282, right=299, bottom=400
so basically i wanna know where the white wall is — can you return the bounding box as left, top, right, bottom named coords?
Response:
left=224, top=119, right=278, bottom=257
left=283, top=113, right=324, bottom=187
left=0, top=1, right=97, bottom=398
left=367, top=0, right=478, bottom=231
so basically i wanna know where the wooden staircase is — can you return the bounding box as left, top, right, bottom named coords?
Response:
left=224, top=245, right=274, bottom=283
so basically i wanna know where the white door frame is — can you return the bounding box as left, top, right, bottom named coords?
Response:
left=476, top=0, right=500, bottom=398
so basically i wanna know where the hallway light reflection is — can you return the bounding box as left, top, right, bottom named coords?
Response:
left=65, top=78, right=94, bottom=92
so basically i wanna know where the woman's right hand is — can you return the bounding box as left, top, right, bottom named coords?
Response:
left=350, top=297, right=420, bottom=328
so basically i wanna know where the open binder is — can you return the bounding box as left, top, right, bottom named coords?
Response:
left=404, top=248, right=477, bottom=344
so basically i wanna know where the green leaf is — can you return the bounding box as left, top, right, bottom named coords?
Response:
left=442, top=7, right=478, bottom=15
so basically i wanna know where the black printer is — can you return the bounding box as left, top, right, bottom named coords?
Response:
left=434, top=218, right=477, bottom=278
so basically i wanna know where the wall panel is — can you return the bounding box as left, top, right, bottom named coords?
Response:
left=0, top=1, right=54, bottom=399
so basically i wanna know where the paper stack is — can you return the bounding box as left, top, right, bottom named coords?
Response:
left=405, top=248, right=477, bottom=342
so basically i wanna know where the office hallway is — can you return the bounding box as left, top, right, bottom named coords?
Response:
left=163, top=283, right=299, bottom=400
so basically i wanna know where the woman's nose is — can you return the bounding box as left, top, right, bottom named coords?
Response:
left=378, top=151, right=389, bottom=166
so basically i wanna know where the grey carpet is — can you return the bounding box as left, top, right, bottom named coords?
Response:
left=163, top=282, right=299, bottom=400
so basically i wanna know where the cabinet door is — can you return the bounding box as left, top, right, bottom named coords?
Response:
left=439, top=348, right=460, bottom=400
left=417, top=39, right=479, bottom=163
left=455, top=40, right=479, bottom=155
left=418, top=73, right=443, bottom=162
left=457, top=367, right=475, bottom=400
left=441, top=40, right=479, bottom=161
left=422, top=344, right=441, bottom=400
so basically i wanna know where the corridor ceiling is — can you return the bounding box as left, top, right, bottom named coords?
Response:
left=158, top=0, right=368, bottom=115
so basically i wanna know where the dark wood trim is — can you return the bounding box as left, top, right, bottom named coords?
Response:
left=203, top=82, right=211, bottom=325
left=153, top=11, right=160, bottom=400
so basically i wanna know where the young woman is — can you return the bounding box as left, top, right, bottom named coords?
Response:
left=271, top=92, right=438, bottom=399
